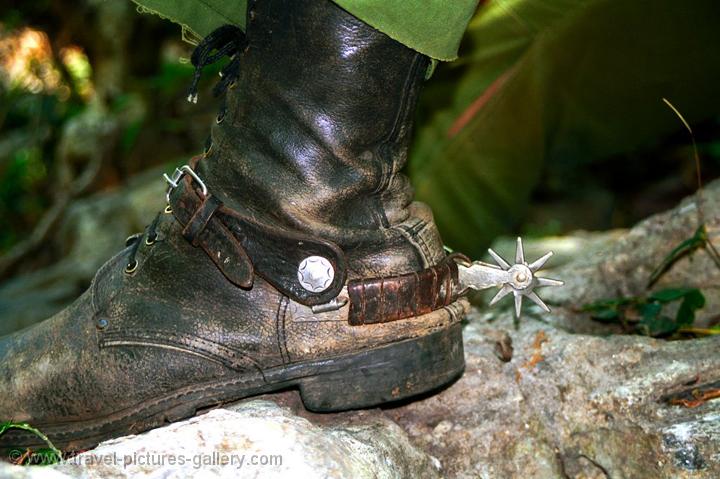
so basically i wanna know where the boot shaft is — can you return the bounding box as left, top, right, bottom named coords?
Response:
left=198, top=0, right=438, bottom=273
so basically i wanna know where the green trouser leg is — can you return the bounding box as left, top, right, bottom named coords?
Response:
left=132, top=0, right=478, bottom=60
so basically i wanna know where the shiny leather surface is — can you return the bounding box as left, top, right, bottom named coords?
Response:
left=198, top=0, right=447, bottom=278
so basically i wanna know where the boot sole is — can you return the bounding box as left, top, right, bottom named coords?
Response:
left=2, top=322, right=464, bottom=452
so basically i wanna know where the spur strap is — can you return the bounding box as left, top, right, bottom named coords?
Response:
left=166, top=160, right=462, bottom=321
left=168, top=162, right=346, bottom=307
left=347, top=254, right=464, bottom=325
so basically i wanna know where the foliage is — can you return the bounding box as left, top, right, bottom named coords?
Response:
left=583, top=288, right=706, bottom=338
left=0, top=421, right=62, bottom=465
left=645, top=99, right=720, bottom=287
left=646, top=225, right=707, bottom=288
left=411, top=0, right=720, bottom=256
left=0, top=91, right=72, bottom=253
left=581, top=93, right=719, bottom=339
left=584, top=217, right=715, bottom=338
left=0, top=8, right=201, bottom=261
left=0, top=22, right=89, bottom=254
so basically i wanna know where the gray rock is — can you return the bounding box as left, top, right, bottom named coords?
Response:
left=538, top=182, right=720, bottom=330
left=5, top=304, right=717, bottom=478
left=1, top=401, right=440, bottom=478
left=384, top=309, right=720, bottom=478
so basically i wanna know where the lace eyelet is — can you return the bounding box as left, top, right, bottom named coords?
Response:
left=216, top=112, right=225, bottom=124
left=145, top=234, right=157, bottom=246
left=228, top=79, right=237, bottom=90
left=164, top=205, right=173, bottom=214
left=124, top=260, right=138, bottom=274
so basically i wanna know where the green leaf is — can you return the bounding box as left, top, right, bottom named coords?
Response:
left=410, top=0, right=720, bottom=257
left=31, top=448, right=62, bottom=465
left=640, top=302, right=662, bottom=322
left=0, top=421, right=62, bottom=464
left=582, top=296, right=639, bottom=323
left=582, top=297, right=636, bottom=311
left=587, top=307, right=619, bottom=322
left=649, top=288, right=698, bottom=303
left=584, top=289, right=705, bottom=339
left=637, top=315, right=678, bottom=337
left=676, top=289, right=705, bottom=327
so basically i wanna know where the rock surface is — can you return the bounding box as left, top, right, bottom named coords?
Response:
left=1, top=401, right=440, bottom=478
left=1, top=182, right=719, bottom=478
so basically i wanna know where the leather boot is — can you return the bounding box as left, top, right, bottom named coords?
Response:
left=0, top=0, right=468, bottom=452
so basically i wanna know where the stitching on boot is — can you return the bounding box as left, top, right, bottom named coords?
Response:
left=393, top=218, right=433, bottom=268
left=100, top=328, right=264, bottom=374
left=274, top=295, right=291, bottom=364
left=371, top=53, right=425, bottom=198
left=10, top=318, right=462, bottom=442
left=365, top=53, right=426, bottom=231
left=381, top=53, right=425, bottom=170
left=443, top=300, right=468, bottom=324
left=89, top=250, right=128, bottom=315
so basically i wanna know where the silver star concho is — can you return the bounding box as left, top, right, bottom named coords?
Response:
left=457, top=237, right=564, bottom=318
left=298, top=256, right=335, bottom=293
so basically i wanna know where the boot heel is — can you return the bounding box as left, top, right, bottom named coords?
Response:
left=298, top=323, right=464, bottom=411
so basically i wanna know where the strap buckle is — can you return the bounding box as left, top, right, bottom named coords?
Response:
left=163, top=165, right=208, bottom=203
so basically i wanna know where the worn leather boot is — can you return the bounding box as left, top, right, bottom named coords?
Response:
left=0, top=0, right=468, bottom=452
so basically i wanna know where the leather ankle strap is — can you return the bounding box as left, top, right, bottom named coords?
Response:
left=167, top=160, right=464, bottom=321
left=168, top=160, right=347, bottom=307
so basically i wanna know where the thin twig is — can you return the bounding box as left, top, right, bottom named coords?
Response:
left=678, top=327, right=720, bottom=336
left=662, top=98, right=720, bottom=270
left=662, top=98, right=703, bottom=221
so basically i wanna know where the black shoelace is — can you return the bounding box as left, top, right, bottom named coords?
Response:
left=124, top=25, right=247, bottom=275
left=186, top=25, right=248, bottom=103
